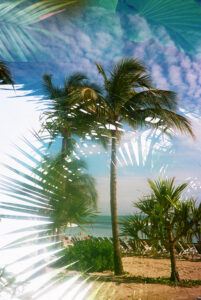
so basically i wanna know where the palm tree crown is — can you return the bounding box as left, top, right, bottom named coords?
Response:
left=41, top=73, right=107, bottom=153
left=96, top=58, right=193, bottom=137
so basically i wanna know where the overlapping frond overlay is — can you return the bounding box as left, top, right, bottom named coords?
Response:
left=117, top=0, right=201, bottom=53
left=2, top=0, right=201, bottom=62
left=0, top=0, right=85, bottom=62
left=0, top=134, right=104, bottom=300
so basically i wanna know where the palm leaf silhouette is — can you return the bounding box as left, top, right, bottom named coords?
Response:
left=117, top=0, right=201, bottom=52
left=0, top=0, right=83, bottom=61
left=0, top=60, right=14, bottom=84
left=0, top=135, right=99, bottom=298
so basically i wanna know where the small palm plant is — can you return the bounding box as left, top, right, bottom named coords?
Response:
left=122, top=178, right=197, bottom=282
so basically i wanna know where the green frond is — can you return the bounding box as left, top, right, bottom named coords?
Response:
left=94, top=58, right=194, bottom=143
left=146, top=178, right=189, bottom=211
left=124, top=177, right=199, bottom=257
left=65, top=72, right=88, bottom=90
left=0, top=137, right=97, bottom=230
left=0, top=60, right=14, bottom=84
left=121, top=214, right=145, bottom=239
left=111, top=58, right=147, bottom=78
left=129, top=89, right=177, bottom=110
left=0, top=0, right=82, bottom=61
left=121, top=106, right=194, bottom=139
left=96, top=62, right=110, bottom=89
left=107, top=58, right=152, bottom=110
left=41, top=72, right=110, bottom=150
left=155, top=109, right=195, bottom=138
left=42, top=73, right=64, bottom=99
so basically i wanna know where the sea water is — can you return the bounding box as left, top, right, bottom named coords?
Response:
left=65, top=215, right=127, bottom=238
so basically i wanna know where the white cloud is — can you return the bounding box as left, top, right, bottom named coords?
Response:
left=44, top=7, right=124, bottom=80
left=128, top=18, right=201, bottom=115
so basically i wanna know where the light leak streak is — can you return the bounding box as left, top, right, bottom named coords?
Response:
left=118, top=147, right=128, bottom=166
left=131, top=139, right=139, bottom=166
left=36, top=275, right=82, bottom=300
left=123, top=142, right=133, bottom=166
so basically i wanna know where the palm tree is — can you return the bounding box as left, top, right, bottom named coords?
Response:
left=42, top=73, right=106, bottom=154
left=0, top=60, right=13, bottom=85
left=122, top=178, right=196, bottom=282
left=41, top=73, right=108, bottom=242
left=92, top=58, right=194, bottom=275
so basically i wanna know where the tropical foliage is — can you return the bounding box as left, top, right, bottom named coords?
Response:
left=0, top=0, right=84, bottom=61
left=41, top=73, right=108, bottom=153
left=59, top=238, right=114, bottom=272
left=0, top=137, right=97, bottom=230
left=0, top=60, right=13, bottom=84
left=87, top=58, right=194, bottom=275
left=117, top=0, right=201, bottom=52
left=122, top=178, right=200, bottom=282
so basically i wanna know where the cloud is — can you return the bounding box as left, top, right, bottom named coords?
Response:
left=47, top=7, right=124, bottom=78
left=9, top=6, right=124, bottom=87
left=124, top=17, right=201, bottom=116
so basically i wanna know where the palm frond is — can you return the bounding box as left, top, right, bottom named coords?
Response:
left=0, top=0, right=82, bottom=61
left=128, top=89, right=177, bottom=111
left=108, top=58, right=153, bottom=109
left=0, top=137, right=97, bottom=229
left=65, top=72, right=88, bottom=90
left=119, top=0, right=201, bottom=52
left=0, top=60, right=14, bottom=84
left=40, top=73, right=110, bottom=149
left=43, top=74, right=64, bottom=99
left=96, top=63, right=110, bottom=90
left=122, top=106, right=194, bottom=138
left=121, top=214, right=145, bottom=239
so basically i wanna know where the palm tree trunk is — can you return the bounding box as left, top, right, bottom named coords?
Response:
left=62, top=136, right=68, bottom=154
left=169, top=241, right=180, bottom=282
left=110, top=130, right=124, bottom=275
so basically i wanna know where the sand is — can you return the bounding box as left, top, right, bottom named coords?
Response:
left=91, top=257, right=201, bottom=300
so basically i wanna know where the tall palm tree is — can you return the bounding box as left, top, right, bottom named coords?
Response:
left=122, top=178, right=197, bottom=282
left=92, top=58, right=194, bottom=275
left=0, top=60, right=13, bottom=85
left=41, top=73, right=105, bottom=240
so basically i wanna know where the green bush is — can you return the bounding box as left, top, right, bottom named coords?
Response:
left=60, top=238, right=114, bottom=272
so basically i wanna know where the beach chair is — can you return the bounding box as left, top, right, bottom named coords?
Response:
left=141, top=239, right=152, bottom=254
left=178, top=241, right=198, bottom=258
left=119, top=238, right=132, bottom=254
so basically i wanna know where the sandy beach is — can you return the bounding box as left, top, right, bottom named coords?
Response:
left=91, top=257, right=201, bottom=300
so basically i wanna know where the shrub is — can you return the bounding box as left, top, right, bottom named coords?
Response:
left=60, top=238, right=114, bottom=272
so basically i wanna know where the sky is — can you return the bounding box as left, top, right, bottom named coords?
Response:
left=1, top=0, right=201, bottom=214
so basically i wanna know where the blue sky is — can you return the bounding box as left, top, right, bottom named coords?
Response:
left=1, top=0, right=201, bottom=214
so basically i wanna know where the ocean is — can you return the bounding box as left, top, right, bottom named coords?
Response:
left=65, top=215, right=128, bottom=237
